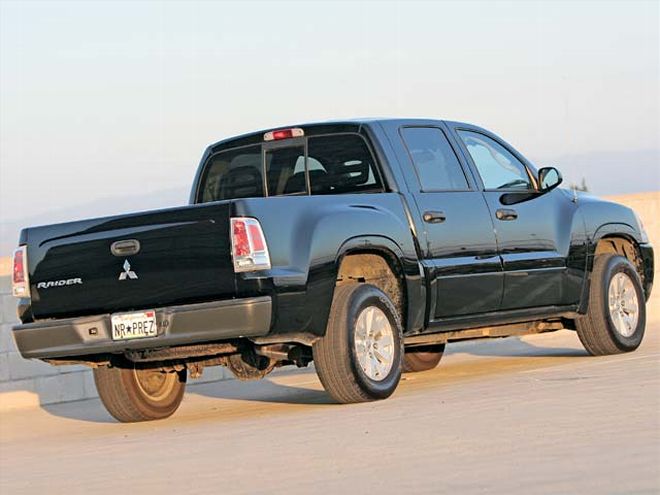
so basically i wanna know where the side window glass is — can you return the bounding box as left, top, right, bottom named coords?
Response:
left=457, top=131, right=532, bottom=190
left=401, top=127, right=469, bottom=191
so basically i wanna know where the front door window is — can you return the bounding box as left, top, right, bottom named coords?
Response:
left=457, top=131, right=533, bottom=191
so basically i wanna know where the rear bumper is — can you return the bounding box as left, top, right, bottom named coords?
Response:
left=13, top=297, right=272, bottom=359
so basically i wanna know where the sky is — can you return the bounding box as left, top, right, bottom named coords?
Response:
left=0, top=0, right=659, bottom=250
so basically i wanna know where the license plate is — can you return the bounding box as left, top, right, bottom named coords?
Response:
left=111, top=310, right=157, bottom=341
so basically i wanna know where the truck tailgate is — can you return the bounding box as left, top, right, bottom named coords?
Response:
left=23, top=202, right=235, bottom=320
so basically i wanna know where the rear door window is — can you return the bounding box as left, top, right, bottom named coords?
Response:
left=401, top=127, right=469, bottom=191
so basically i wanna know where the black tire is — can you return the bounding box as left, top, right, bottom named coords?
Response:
left=402, top=344, right=445, bottom=373
left=313, top=284, right=403, bottom=403
left=93, top=366, right=187, bottom=422
left=576, top=254, right=646, bottom=356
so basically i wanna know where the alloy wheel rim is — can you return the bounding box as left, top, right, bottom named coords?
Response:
left=608, top=272, right=639, bottom=338
left=354, top=306, right=395, bottom=381
left=134, top=369, right=177, bottom=400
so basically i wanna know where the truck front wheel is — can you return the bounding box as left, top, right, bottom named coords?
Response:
left=313, top=284, right=403, bottom=403
left=93, top=366, right=187, bottom=422
left=576, top=254, right=646, bottom=355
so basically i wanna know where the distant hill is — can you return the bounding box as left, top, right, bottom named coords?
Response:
left=537, top=149, right=659, bottom=195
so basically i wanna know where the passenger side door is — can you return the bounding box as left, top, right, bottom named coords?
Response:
left=395, top=125, right=503, bottom=319
left=453, top=128, right=580, bottom=310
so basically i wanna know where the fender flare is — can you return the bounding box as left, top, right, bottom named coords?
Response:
left=578, top=222, right=645, bottom=313
left=334, top=235, right=426, bottom=333
left=336, top=235, right=407, bottom=267
left=591, top=222, right=642, bottom=248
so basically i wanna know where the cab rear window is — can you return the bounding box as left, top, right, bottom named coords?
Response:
left=199, top=145, right=262, bottom=202
left=198, top=134, right=383, bottom=202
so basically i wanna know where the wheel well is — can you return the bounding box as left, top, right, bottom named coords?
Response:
left=337, top=252, right=405, bottom=324
left=595, top=236, right=644, bottom=282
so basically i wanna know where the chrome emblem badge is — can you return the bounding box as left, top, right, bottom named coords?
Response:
left=119, top=259, right=138, bottom=280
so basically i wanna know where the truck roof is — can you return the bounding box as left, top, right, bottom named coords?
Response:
left=206, top=118, right=480, bottom=152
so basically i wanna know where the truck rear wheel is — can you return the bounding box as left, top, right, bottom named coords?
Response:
left=93, top=366, right=187, bottom=422
left=402, top=345, right=445, bottom=373
left=313, top=284, right=403, bottom=403
left=576, top=254, right=646, bottom=355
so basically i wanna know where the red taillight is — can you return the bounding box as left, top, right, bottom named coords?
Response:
left=263, top=127, right=304, bottom=141
left=12, top=246, right=30, bottom=298
left=230, top=218, right=271, bottom=272
left=232, top=219, right=250, bottom=257
left=13, top=249, right=25, bottom=284
left=247, top=224, right=265, bottom=251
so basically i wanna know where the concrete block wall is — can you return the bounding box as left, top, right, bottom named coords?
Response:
left=0, top=270, right=99, bottom=410
left=1, top=191, right=658, bottom=411
left=0, top=259, right=232, bottom=412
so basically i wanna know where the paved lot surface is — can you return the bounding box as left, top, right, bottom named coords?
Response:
left=1, top=295, right=659, bottom=494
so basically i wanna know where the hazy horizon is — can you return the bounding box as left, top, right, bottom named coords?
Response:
left=1, top=0, right=658, bottom=249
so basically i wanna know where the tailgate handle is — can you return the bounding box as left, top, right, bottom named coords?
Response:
left=111, top=239, right=141, bottom=256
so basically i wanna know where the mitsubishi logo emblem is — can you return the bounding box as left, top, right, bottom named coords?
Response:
left=119, top=259, right=138, bottom=280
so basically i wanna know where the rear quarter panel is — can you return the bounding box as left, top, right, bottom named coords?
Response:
left=232, top=193, right=424, bottom=339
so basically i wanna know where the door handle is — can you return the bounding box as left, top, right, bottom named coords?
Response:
left=496, top=208, right=518, bottom=221
left=423, top=211, right=446, bottom=223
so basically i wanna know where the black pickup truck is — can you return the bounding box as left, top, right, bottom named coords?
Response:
left=12, top=119, right=654, bottom=422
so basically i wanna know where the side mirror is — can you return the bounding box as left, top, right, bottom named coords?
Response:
left=538, top=167, right=562, bottom=191
left=500, top=166, right=563, bottom=205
